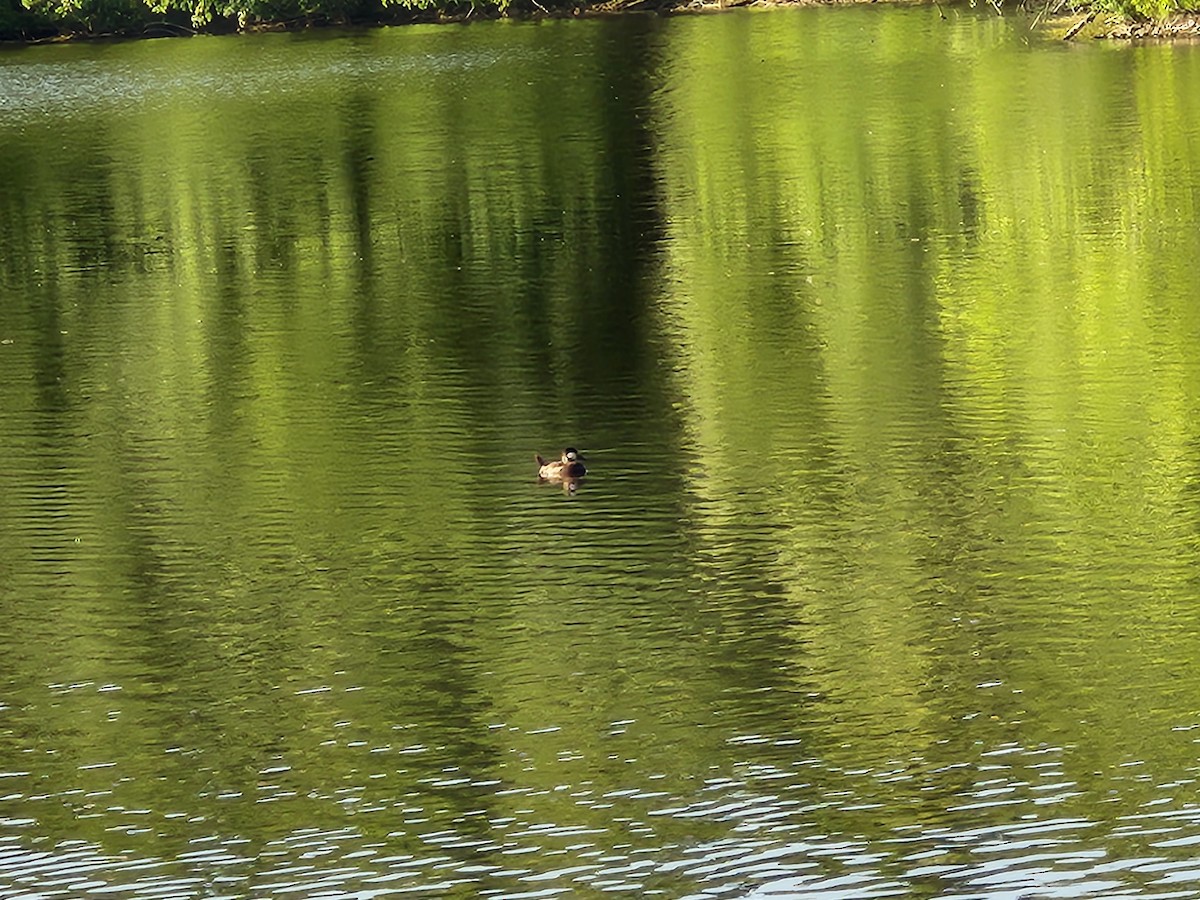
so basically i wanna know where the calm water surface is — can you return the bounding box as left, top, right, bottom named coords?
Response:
left=3, top=8, right=1200, bottom=898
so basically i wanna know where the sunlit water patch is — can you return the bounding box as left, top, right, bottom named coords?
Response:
left=4, top=739, right=1200, bottom=896
left=0, top=35, right=528, bottom=126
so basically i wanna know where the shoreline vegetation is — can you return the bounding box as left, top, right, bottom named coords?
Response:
left=2, top=0, right=1199, bottom=44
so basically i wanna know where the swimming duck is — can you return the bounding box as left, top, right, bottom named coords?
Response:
left=536, top=447, right=587, bottom=480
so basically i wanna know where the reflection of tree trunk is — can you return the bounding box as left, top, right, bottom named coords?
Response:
left=575, top=18, right=668, bottom=386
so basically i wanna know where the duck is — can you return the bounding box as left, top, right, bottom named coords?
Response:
left=536, top=447, right=587, bottom=480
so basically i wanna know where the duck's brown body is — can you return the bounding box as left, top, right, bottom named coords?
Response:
left=536, top=448, right=586, bottom=480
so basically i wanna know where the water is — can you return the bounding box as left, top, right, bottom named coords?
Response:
left=3, top=8, right=1200, bottom=898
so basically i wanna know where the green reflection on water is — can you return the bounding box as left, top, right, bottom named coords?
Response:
left=652, top=6, right=1200, bottom=769
left=2, top=8, right=1200, bottom=893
